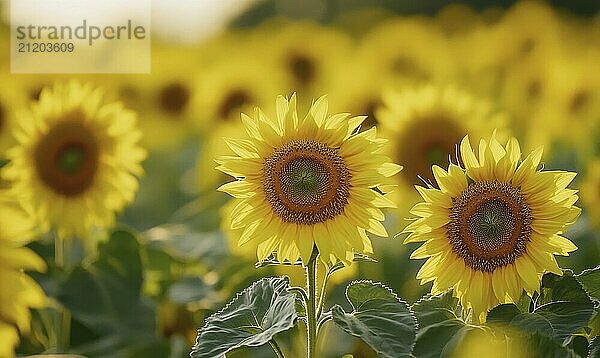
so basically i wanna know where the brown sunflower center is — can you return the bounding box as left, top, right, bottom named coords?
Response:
left=263, top=140, right=351, bottom=225
left=391, top=56, right=430, bottom=80
left=569, top=90, right=589, bottom=114
left=398, top=117, right=463, bottom=185
left=30, top=85, right=45, bottom=101
left=527, top=79, right=542, bottom=100
left=448, top=181, right=532, bottom=272
left=287, top=53, right=316, bottom=86
left=218, top=89, right=252, bottom=120
left=34, top=111, right=99, bottom=197
left=159, top=82, right=190, bottom=115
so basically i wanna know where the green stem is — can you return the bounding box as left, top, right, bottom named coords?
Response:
left=316, top=269, right=331, bottom=321
left=53, top=232, right=71, bottom=352
left=305, top=246, right=319, bottom=358
left=289, top=286, right=308, bottom=304
left=269, top=339, right=285, bottom=358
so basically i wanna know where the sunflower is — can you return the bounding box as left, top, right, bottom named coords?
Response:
left=3, top=81, right=147, bottom=239
left=377, top=84, right=508, bottom=191
left=103, top=42, right=202, bottom=150
left=525, top=49, right=600, bottom=156
left=403, top=133, right=580, bottom=322
left=194, top=55, right=287, bottom=192
left=0, top=76, right=23, bottom=153
left=253, top=21, right=352, bottom=103
left=328, top=60, right=395, bottom=132
left=217, top=94, right=401, bottom=265
left=490, top=1, right=563, bottom=67
left=355, top=17, right=454, bottom=88
left=0, top=196, right=46, bottom=358
left=581, top=160, right=600, bottom=230
left=192, top=56, right=287, bottom=133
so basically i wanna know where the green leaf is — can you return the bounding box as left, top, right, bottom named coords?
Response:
left=331, top=280, right=417, bottom=358
left=412, top=319, right=480, bottom=358
left=590, top=337, right=600, bottom=358
left=487, top=304, right=522, bottom=323
left=539, top=271, right=592, bottom=306
left=486, top=301, right=593, bottom=342
left=57, top=230, right=158, bottom=354
left=575, top=265, right=600, bottom=301
left=511, top=333, right=580, bottom=358
left=516, top=291, right=532, bottom=313
left=411, top=292, right=477, bottom=358
left=143, top=225, right=227, bottom=266
left=569, top=335, right=590, bottom=358
left=190, top=276, right=297, bottom=358
left=168, top=277, right=217, bottom=305
left=412, top=291, right=459, bottom=328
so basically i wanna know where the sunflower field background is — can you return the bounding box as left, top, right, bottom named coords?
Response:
left=1, top=0, right=600, bottom=357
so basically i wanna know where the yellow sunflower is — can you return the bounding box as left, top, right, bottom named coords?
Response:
left=355, top=17, right=455, bottom=87
left=217, top=94, right=401, bottom=265
left=253, top=21, right=352, bottom=103
left=327, top=59, right=396, bottom=132
left=3, top=81, right=147, bottom=239
left=193, top=56, right=287, bottom=192
left=581, top=160, right=600, bottom=230
left=526, top=49, right=600, bottom=155
left=107, top=43, right=202, bottom=150
left=404, top=133, right=580, bottom=322
left=377, top=84, right=508, bottom=196
left=192, top=56, right=287, bottom=133
left=0, top=196, right=46, bottom=358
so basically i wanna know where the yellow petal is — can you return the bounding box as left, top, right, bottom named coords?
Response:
left=515, top=257, right=540, bottom=295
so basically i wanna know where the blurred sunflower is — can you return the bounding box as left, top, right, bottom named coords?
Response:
left=111, top=43, right=202, bottom=149
left=328, top=61, right=393, bottom=132
left=356, top=17, right=454, bottom=87
left=581, top=160, right=600, bottom=229
left=193, top=56, right=287, bottom=131
left=404, top=133, right=580, bottom=322
left=0, top=196, right=46, bottom=358
left=254, top=21, right=352, bottom=102
left=498, top=50, right=553, bottom=142
left=377, top=84, right=508, bottom=193
left=0, top=77, right=24, bottom=153
left=217, top=94, right=401, bottom=264
left=526, top=49, right=600, bottom=156
left=490, top=1, right=563, bottom=67
left=3, top=81, right=147, bottom=238
left=194, top=57, right=287, bottom=192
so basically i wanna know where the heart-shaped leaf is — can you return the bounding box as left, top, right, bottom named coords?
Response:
left=190, top=276, right=297, bottom=358
left=412, top=291, right=459, bottom=328
left=575, top=265, right=600, bottom=301
left=331, top=280, right=417, bottom=358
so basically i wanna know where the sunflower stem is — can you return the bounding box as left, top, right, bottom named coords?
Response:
left=289, top=286, right=309, bottom=304
left=53, top=232, right=71, bottom=352
left=316, top=269, right=330, bottom=321
left=305, top=246, right=319, bottom=358
left=269, top=339, right=285, bottom=358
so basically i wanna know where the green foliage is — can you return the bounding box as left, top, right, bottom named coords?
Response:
left=486, top=271, right=595, bottom=357
left=411, top=291, right=479, bottom=358
left=190, top=276, right=297, bottom=358
left=412, top=291, right=459, bottom=328
left=58, top=230, right=160, bottom=356
left=575, top=265, right=600, bottom=301
left=331, top=280, right=417, bottom=358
